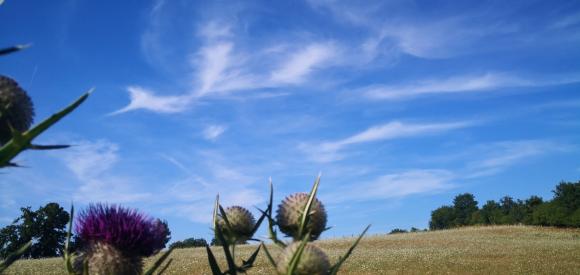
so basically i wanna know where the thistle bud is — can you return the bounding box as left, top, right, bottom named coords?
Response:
left=217, top=206, right=256, bottom=242
left=74, top=204, right=168, bottom=274
left=276, top=242, right=330, bottom=275
left=276, top=193, right=327, bottom=240
left=0, top=75, right=34, bottom=144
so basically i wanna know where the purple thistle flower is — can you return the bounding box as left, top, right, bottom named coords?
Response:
left=76, top=204, right=168, bottom=257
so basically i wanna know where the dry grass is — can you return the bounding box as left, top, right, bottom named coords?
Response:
left=5, top=225, right=580, bottom=274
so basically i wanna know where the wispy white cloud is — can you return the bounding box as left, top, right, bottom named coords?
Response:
left=110, top=86, right=191, bottom=115
left=307, top=0, right=580, bottom=60
left=378, top=20, right=496, bottom=59
left=419, top=139, right=574, bottom=179
left=195, top=42, right=234, bottom=96
left=160, top=152, right=265, bottom=223
left=464, top=140, right=573, bottom=178
left=306, top=0, right=487, bottom=58
left=550, top=12, right=580, bottom=29
left=531, top=99, right=580, bottom=111
left=302, top=120, right=473, bottom=162
left=361, top=73, right=580, bottom=100
left=199, top=21, right=233, bottom=39
left=270, top=42, right=337, bottom=84
left=140, top=0, right=170, bottom=68
left=305, top=0, right=382, bottom=28
left=322, top=139, right=573, bottom=203
left=58, top=140, right=152, bottom=203
left=114, top=2, right=347, bottom=115
left=0, top=190, right=16, bottom=210
left=62, top=140, right=119, bottom=180
left=164, top=187, right=262, bottom=224
left=325, top=169, right=455, bottom=203
left=159, top=153, right=191, bottom=174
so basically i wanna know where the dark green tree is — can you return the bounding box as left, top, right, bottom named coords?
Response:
left=532, top=181, right=580, bottom=227
left=552, top=181, right=580, bottom=213
left=523, top=196, right=544, bottom=224
left=452, top=193, right=478, bottom=226
left=429, top=206, right=455, bottom=230
left=532, top=202, right=568, bottom=226
left=169, top=238, right=208, bottom=249
left=479, top=200, right=502, bottom=225
left=0, top=225, right=20, bottom=258
left=160, top=220, right=171, bottom=247
left=389, top=228, right=408, bottom=234
left=210, top=237, right=221, bottom=246
left=0, top=203, right=69, bottom=258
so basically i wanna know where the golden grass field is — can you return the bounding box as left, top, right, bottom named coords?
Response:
left=5, top=225, right=580, bottom=274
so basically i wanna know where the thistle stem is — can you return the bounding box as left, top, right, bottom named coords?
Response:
left=231, top=244, right=236, bottom=265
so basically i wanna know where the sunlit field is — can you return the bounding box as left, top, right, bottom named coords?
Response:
left=6, top=225, right=580, bottom=275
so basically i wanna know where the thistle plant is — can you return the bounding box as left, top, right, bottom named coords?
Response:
left=205, top=196, right=266, bottom=275
left=260, top=176, right=371, bottom=275
left=0, top=44, right=90, bottom=168
left=67, top=204, right=173, bottom=275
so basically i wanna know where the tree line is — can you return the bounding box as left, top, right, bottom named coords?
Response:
left=430, top=180, right=580, bottom=230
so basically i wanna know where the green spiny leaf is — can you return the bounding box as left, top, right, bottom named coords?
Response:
left=28, top=144, right=70, bottom=150
left=64, top=204, right=75, bottom=274
left=157, top=258, right=173, bottom=275
left=251, top=206, right=267, bottom=236
left=205, top=245, right=222, bottom=275
left=328, top=224, right=371, bottom=275
left=238, top=244, right=261, bottom=272
left=287, top=234, right=310, bottom=275
left=0, top=44, right=30, bottom=56
left=215, top=223, right=236, bottom=275
left=264, top=179, right=285, bottom=247
left=0, top=241, right=32, bottom=273
left=143, top=247, right=174, bottom=275
left=212, top=195, right=220, bottom=229
left=0, top=89, right=91, bottom=167
left=260, top=243, right=277, bottom=269
left=218, top=205, right=233, bottom=237
left=298, top=174, right=321, bottom=239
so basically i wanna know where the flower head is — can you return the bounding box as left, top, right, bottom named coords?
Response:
left=217, top=206, right=256, bottom=242
left=0, top=75, right=34, bottom=144
left=76, top=204, right=168, bottom=257
left=276, top=192, right=327, bottom=241
left=276, top=242, right=330, bottom=275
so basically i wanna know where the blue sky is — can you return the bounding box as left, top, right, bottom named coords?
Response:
left=1, top=0, right=579, bottom=242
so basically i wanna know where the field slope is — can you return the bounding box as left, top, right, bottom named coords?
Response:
left=5, top=225, right=580, bottom=274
